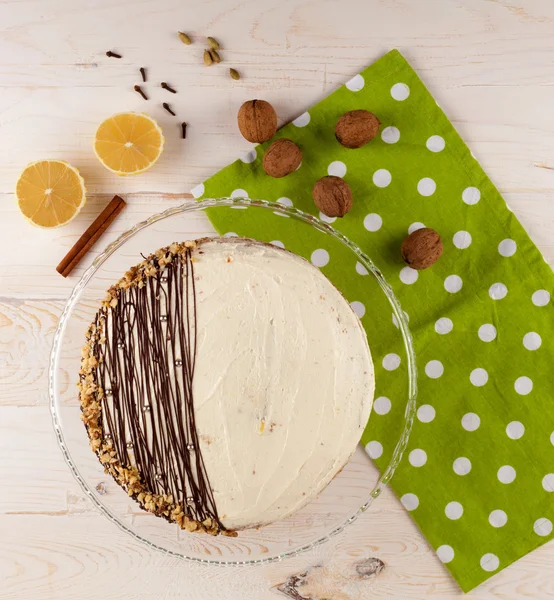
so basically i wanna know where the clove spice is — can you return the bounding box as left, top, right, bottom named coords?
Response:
left=139, top=67, right=147, bottom=82
left=181, top=122, right=187, bottom=139
left=161, top=82, right=177, bottom=94
left=163, top=102, right=176, bottom=116
left=106, top=50, right=122, bottom=58
left=134, top=85, right=148, bottom=100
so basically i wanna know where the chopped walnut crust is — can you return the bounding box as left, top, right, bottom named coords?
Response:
left=78, top=240, right=236, bottom=537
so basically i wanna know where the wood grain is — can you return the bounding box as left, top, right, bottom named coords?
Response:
left=1, top=0, right=554, bottom=598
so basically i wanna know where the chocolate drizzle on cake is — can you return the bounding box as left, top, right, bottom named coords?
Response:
left=79, top=242, right=230, bottom=536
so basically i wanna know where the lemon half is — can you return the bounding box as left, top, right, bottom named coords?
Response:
left=94, top=112, right=165, bottom=176
left=16, top=160, right=86, bottom=228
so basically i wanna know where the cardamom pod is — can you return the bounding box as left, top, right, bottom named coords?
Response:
left=207, top=36, right=220, bottom=50
left=178, top=32, right=192, bottom=45
left=210, top=49, right=221, bottom=64
left=229, top=68, right=240, bottom=80
left=203, top=49, right=213, bottom=66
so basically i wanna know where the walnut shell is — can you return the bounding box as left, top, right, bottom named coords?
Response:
left=262, top=139, right=302, bottom=178
left=312, top=176, right=353, bottom=218
left=401, top=228, right=443, bottom=270
left=237, top=100, right=277, bottom=143
left=335, top=110, right=380, bottom=149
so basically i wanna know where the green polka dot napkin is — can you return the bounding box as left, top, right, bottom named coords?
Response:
left=191, top=49, right=554, bottom=592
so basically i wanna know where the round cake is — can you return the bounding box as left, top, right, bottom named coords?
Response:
left=79, top=238, right=374, bottom=535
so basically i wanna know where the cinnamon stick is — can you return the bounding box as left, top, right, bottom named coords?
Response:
left=56, top=195, right=126, bottom=278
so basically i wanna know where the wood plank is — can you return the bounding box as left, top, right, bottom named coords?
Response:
left=2, top=0, right=554, bottom=596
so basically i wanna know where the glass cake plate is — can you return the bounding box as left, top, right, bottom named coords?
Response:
left=49, top=197, right=417, bottom=565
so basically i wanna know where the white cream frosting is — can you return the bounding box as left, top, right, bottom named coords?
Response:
left=191, top=238, right=374, bottom=529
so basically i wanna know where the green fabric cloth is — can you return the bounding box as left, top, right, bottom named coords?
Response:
left=192, top=49, right=554, bottom=592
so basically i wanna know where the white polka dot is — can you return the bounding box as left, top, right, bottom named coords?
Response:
left=541, top=473, right=554, bottom=492
left=223, top=232, right=238, bottom=238
left=453, top=457, right=472, bottom=476
left=532, top=290, right=550, bottom=307
left=435, top=317, right=453, bottom=335
left=373, top=169, right=391, bottom=188
left=374, top=396, right=392, bottom=415
left=277, top=197, right=293, bottom=207
left=382, top=353, right=401, bottom=371
left=190, top=183, right=205, bottom=198
left=523, top=332, right=542, bottom=351
left=310, top=249, right=329, bottom=267
left=444, top=275, right=463, bottom=293
left=230, top=188, right=248, bottom=199
left=356, top=262, right=368, bottom=276
left=417, top=404, right=436, bottom=423
left=270, top=240, right=284, bottom=248
left=497, top=465, right=516, bottom=484
left=391, top=82, right=410, bottom=101
left=425, top=360, right=444, bottom=379
left=240, top=149, right=257, bottom=164
left=392, top=311, right=409, bottom=328
left=478, top=324, right=497, bottom=342
left=319, top=212, right=337, bottom=224
left=462, top=413, right=480, bottom=432
left=437, top=545, right=454, bottom=563
left=400, top=267, right=418, bottom=285
left=470, top=368, right=488, bottom=387
left=534, top=518, right=553, bottom=537
left=506, top=421, right=525, bottom=440
left=489, top=510, right=508, bottom=528
left=445, top=501, right=463, bottom=520
left=462, top=187, right=480, bottom=205
left=481, top=554, right=499, bottom=572
left=498, top=239, right=517, bottom=257
left=489, top=283, right=507, bottom=300
left=453, top=230, right=472, bottom=249
left=327, top=160, right=347, bottom=178
left=514, top=376, right=533, bottom=395
left=408, top=222, right=425, bottom=235
left=417, top=177, right=436, bottom=196
left=292, top=111, right=310, bottom=127
left=401, top=493, right=419, bottom=511
left=426, top=135, right=445, bottom=152
left=350, top=301, right=365, bottom=318
left=409, top=449, right=427, bottom=467
left=363, top=213, right=382, bottom=232
left=345, top=74, right=365, bottom=92
left=381, top=126, right=400, bottom=144
left=366, top=440, right=382, bottom=459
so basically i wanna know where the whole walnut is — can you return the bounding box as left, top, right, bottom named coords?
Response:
left=401, top=228, right=443, bottom=270
left=312, top=176, right=353, bottom=218
left=263, top=139, right=302, bottom=178
left=335, top=110, right=380, bottom=149
left=237, top=100, right=277, bottom=143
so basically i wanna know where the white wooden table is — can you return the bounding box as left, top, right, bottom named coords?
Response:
left=1, top=1, right=553, bottom=598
